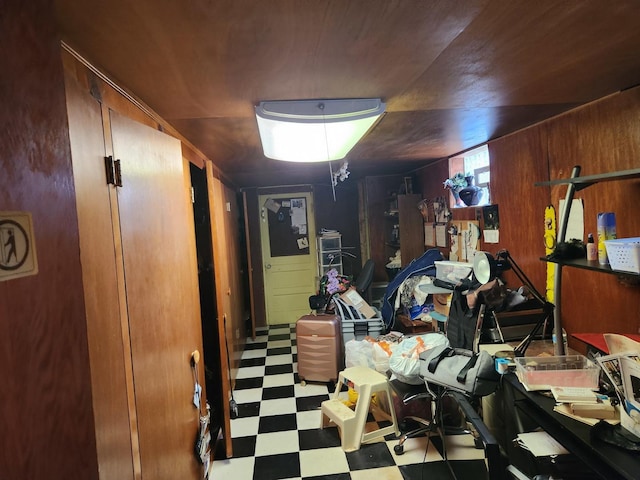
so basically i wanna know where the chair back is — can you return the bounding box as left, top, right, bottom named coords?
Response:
left=355, top=259, right=375, bottom=294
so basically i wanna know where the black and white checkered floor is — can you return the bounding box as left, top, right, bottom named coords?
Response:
left=211, top=324, right=489, bottom=480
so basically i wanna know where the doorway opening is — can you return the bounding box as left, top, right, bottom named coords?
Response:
left=190, top=163, right=223, bottom=444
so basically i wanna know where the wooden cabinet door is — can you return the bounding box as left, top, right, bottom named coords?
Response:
left=65, top=55, right=206, bottom=479
left=398, top=194, right=425, bottom=265
left=110, top=110, right=204, bottom=480
left=65, top=62, right=137, bottom=480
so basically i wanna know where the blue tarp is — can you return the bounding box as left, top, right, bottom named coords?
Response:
left=381, top=248, right=444, bottom=330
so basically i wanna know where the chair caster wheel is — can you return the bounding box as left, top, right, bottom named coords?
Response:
left=394, top=444, right=404, bottom=455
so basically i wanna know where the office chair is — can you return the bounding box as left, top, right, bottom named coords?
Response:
left=388, top=288, right=505, bottom=478
left=354, top=258, right=374, bottom=297
left=390, top=378, right=504, bottom=478
left=389, top=377, right=472, bottom=455
left=388, top=377, right=435, bottom=454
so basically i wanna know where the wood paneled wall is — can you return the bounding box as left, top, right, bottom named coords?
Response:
left=416, top=87, right=640, bottom=352
left=543, top=89, right=640, bottom=340
left=487, top=122, right=550, bottom=292
left=2, top=3, right=248, bottom=477
left=359, top=175, right=405, bottom=281
left=313, top=182, right=362, bottom=278
left=0, top=2, right=99, bottom=478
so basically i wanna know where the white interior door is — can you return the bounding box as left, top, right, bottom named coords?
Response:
left=259, top=192, right=317, bottom=325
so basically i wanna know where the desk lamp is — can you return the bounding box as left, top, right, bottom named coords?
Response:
left=472, top=250, right=555, bottom=357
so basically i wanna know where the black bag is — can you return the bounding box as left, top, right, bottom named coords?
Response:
left=446, top=290, right=477, bottom=350
left=419, top=345, right=499, bottom=397
left=309, top=294, right=327, bottom=310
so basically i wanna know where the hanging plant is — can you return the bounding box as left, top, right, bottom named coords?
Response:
left=443, top=172, right=471, bottom=193
left=331, top=161, right=350, bottom=187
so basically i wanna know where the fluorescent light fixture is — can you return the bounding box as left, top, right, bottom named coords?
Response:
left=255, top=98, right=385, bottom=162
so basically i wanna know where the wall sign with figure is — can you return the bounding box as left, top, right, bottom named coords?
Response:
left=0, top=211, right=38, bottom=281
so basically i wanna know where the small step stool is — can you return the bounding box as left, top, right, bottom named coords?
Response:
left=320, top=366, right=399, bottom=452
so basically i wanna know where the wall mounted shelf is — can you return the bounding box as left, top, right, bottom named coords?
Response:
left=540, top=166, right=640, bottom=355
left=541, top=256, right=639, bottom=277
left=535, top=168, right=640, bottom=190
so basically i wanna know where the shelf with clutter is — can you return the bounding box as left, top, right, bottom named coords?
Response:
left=536, top=166, right=640, bottom=356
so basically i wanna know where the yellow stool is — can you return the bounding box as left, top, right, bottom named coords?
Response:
left=320, top=366, right=400, bottom=452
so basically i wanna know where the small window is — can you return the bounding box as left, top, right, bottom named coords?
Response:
left=447, top=145, right=491, bottom=207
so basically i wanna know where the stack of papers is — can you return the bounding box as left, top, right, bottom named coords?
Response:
left=553, top=403, right=619, bottom=425
left=550, top=386, right=599, bottom=404
left=550, top=386, right=618, bottom=421
left=571, top=403, right=616, bottom=419
left=515, top=431, right=569, bottom=457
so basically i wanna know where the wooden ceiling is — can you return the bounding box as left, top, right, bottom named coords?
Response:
left=54, top=1, right=640, bottom=188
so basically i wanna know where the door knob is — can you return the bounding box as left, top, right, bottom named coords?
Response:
left=266, top=264, right=272, bottom=269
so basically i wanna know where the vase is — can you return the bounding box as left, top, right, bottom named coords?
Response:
left=459, top=178, right=483, bottom=206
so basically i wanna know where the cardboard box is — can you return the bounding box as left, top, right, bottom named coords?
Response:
left=339, top=288, right=376, bottom=319
left=433, top=293, right=452, bottom=317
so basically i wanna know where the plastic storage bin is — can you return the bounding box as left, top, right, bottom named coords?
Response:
left=604, top=237, right=640, bottom=274
left=434, top=261, right=473, bottom=283
left=515, top=355, right=600, bottom=390
left=318, top=233, right=343, bottom=276
left=342, top=316, right=386, bottom=343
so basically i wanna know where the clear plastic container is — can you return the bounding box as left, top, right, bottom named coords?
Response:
left=434, top=261, right=473, bottom=283
left=514, top=355, right=600, bottom=390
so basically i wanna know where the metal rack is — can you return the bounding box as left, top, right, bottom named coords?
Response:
left=317, top=233, right=343, bottom=277
left=537, top=166, right=640, bottom=355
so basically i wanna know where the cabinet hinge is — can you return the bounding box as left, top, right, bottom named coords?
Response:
left=114, top=159, right=122, bottom=187
left=104, top=156, right=115, bottom=185
left=104, top=156, right=123, bottom=187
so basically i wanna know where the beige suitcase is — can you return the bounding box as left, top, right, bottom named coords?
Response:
left=296, top=314, right=342, bottom=384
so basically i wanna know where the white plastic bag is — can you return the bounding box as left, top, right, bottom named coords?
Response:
left=389, top=333, right=449, bottom=384
left=344, top=339, right=375, bottom=369
left=371, top=341, right=395, bottom=373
